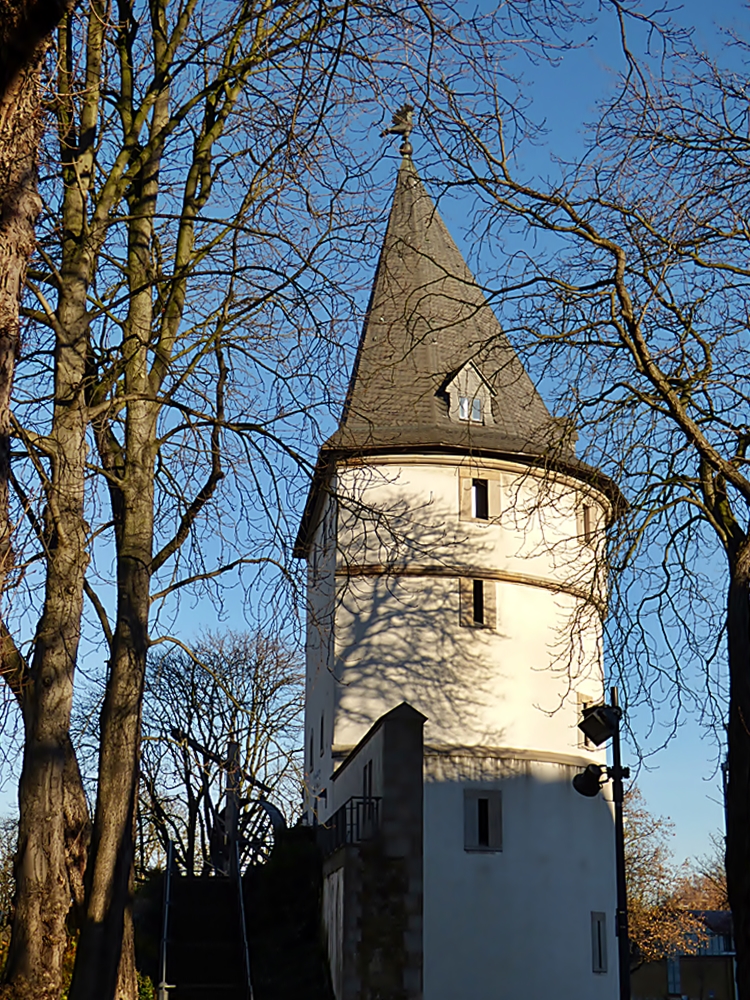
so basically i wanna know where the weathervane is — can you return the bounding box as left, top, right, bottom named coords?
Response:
left=381, top=103, right=414, bottom=157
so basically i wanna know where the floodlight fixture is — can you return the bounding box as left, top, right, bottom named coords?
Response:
left=572, top=763, right=605, bottom=798
left=578, top=704, right=622, bottom=747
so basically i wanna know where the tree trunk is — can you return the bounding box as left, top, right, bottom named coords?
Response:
left=725, top=541, right=750, bottom=1000
left=69, top=106, right=161, bottom=995
left=0, top=28, right=93, bottom=1000
left=67, top=457, right=154, bottom=1000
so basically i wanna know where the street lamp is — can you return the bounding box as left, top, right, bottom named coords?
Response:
left=573, top=686, right=631, bottom=1000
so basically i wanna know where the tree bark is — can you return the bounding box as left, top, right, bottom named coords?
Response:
left=2, top=4, right=114, bottom=991
left=725, top=540, right=750, bottom=1000
left=0, top=12, right=43, bottom=629
left=68, top=69, right=163, bottom=996
left=0, top=18, right=92, bottom=1000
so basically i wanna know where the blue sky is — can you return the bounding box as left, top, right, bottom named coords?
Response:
left=496, top=0, right=740, bottom=865
left=1, top=0, right=742, bottom=871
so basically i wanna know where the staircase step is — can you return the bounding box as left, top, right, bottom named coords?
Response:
left=166, top=874, right=248, bottom=998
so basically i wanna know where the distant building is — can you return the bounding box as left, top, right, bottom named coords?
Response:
left=632, top=911, right=737, bottom=1000
left=296, top=145, right=622, bottom=999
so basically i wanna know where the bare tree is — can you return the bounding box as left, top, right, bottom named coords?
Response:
left=410, top=5, right=750, bottom=994
left=0, top=1, right=592, bottom=997
left=138, top=631, right=302, bottom=876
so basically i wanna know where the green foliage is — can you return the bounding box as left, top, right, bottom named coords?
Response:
left=137, top=972, right=156, bottom=1000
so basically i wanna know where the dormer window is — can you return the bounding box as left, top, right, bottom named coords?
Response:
left=459, top=396, right=483, bottom=423
left=444, top=362, right=495, bottom=427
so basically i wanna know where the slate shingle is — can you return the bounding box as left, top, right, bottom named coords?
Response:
left=325, top=156, right=573, bottom=457
left=294, top=157, right=620, bottom=557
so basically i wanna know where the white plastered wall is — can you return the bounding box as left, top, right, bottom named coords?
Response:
left=423, top=754, right=618, bottom=1000
left=303, top=453, right=618, bottom=998
left=329, top=456, right=609, bottom=763
left=304, top=489, right=338, bottom=816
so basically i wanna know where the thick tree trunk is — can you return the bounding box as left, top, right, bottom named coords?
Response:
left=725, top=542, right=750, bottom=1000
left=68, top=473, right=153, bottom=1000
left=69, top=134, right=160, bottom=995
left=3, top=273, right=92, bottom=997
left=0, top=18, right=43, bottom=618
left=0, top=27, right=92, bottom=1000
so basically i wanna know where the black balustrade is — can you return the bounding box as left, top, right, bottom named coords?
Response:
left=318, top=796, right=381, bottom=856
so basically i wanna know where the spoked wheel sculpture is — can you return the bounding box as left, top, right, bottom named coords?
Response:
left=158, top=731, right=287, bottom=1000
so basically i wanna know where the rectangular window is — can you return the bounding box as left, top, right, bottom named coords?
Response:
left=591, top=912, right=607, bottom=973
left=460, top=578, right=497, bottom=629
left=459, top=395, right=483, bottom=423
left=473, top=580, right=484, bottom=625
left=477, top=797, right=490, bottom=846
left=579, top=503, right=596, bottom=544
left=472, top=478, right=489, bottom=520
left=460, top=473, right=500, bottom=521
left=666, top=956, right=681, bottom=994
left=363, top=760, right=373, bottom=800
left=464, top=789, right=502, bottom=851
left=578, top=697, right=593, bottom=749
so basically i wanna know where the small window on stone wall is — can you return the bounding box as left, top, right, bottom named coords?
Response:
left=578, top=696, right=593, bottom=750
left=459, top=473, right=500, bottom=521
left=460, top=577, right=496, bottom=629
left=578, top=503, right=597, bottom=544
left=472, top=478, right=489, bottom=519
left=464, top=789, right=502, bottom=851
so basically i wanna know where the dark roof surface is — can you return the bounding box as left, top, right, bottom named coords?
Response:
left=325, top=156, right=573, bottom=458
left=294, top=157, right=621, bottom=557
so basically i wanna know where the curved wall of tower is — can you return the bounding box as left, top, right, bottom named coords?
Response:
left=304, top=451, right=618, bottom=1000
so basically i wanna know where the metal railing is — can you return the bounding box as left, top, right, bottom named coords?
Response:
left=157, top=840, right=175, bottom=1000
left=318, top=796, right=381, bottom=857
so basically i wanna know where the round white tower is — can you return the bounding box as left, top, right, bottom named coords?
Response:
left=296, top=153, right=621, bottom=1000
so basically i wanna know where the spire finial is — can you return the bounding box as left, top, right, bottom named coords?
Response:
left=381, top=103, right=414, bottom=157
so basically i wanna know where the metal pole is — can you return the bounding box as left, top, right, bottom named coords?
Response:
left=227, top=737, right=241, bottom=880
left=158, top=839, right=175, bottom=1000
left=610, top=686, right=630, bottom=1000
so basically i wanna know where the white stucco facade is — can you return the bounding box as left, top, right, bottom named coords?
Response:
left=304, top=451, right=619, bottom=999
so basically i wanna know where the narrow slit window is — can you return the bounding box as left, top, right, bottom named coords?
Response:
left=472, top=478, right=489, bottom=520
left=319, top=712, right=324, bottom=756
left=309, top=730, right=314, bottom=768
left=477, top=798, right=490, bottom=847
left=591, top=912, right=607, bottom=973
left=579, top=698, right=593, bottom=749
left=363, top=760, right=373, bottom=800
left=582, top=504, right=594, bottom=543
left=464, top=789, right=502, bottom=851
left=460, top=578, right=496, bottom=629
left=473, top=580, right=484, bottom=625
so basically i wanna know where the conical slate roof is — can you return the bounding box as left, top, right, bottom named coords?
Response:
left=325, top=156, right=572, bottom=457
left=294, top=156, right=619, bottom=557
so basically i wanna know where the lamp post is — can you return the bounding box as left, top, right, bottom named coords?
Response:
left=573, top=686, right=631, bottom=1000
